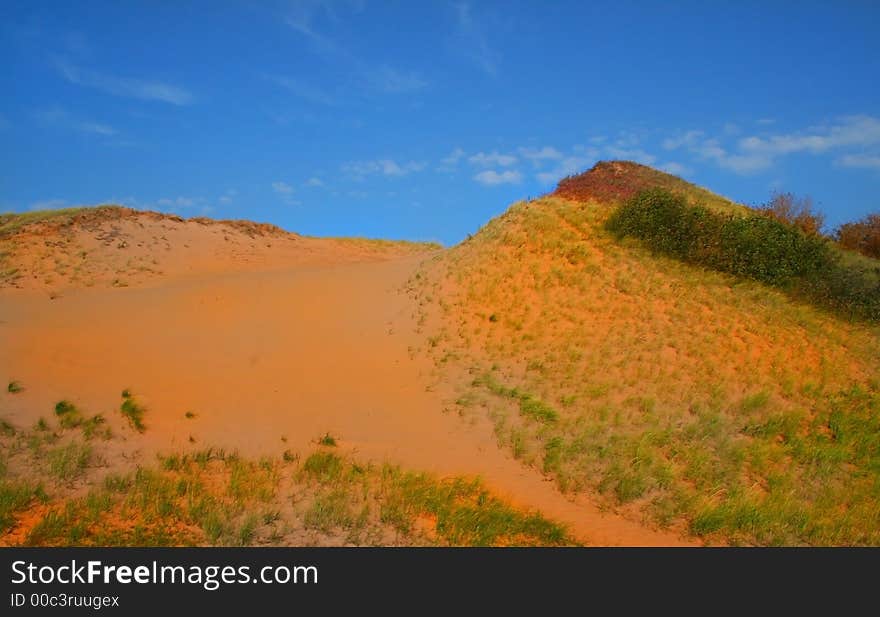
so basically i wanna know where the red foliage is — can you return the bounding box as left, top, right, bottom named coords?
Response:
left=553, top=160, right=675, bottom=204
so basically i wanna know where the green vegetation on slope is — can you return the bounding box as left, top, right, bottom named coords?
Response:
left=0, top=408, right=572, bottom=547
left=415, top=174, right=880, bottom=545
left=606, top=188, right=880, bottom=321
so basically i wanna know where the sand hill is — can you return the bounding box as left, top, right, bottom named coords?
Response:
left=2, top=163, right=878, bottom=546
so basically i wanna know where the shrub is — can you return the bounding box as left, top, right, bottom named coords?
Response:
left=606, top=189, right=830, bottom=285
left=836, top=213, right=880, bottom=259
left=758, top=192, right=825, bottom=237
left=606, top=189, right=880, bottom=321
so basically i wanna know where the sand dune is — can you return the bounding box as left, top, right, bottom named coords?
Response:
left=0, top=210, right=689, bottom=545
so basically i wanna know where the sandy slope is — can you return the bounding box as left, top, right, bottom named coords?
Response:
left=0, top=213, right=690, bottom=545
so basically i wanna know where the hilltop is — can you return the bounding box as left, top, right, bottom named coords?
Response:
left=0, top=205, right=439, bottom=292
left=554, top=160, right=746, bottom=214
left=412, top=161, right=880, bottom=545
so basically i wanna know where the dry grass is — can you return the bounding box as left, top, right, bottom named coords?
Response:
left=412, top=186, right=880, bottom=545
left=0, top=411, right=572, bottom=547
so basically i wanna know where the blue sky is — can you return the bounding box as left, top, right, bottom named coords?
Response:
left=1, top=1, right=879, bottom=245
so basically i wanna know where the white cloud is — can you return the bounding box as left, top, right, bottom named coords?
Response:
left=662, top=130, right=704, bottom=151
left=474, top=169, right=522, bottom=185
left=717, top=154, right=773, bottom=174
left=663, top=131, right=771, bottom=175
left=468, top=151, right=517, bottom=167
left=723, top=123, right=741, bottom=136
left=452, top=2, right=500, bottom=76
left=33, top=106, right=117, bottom=137
left=265, top=74, right=337, bottom=106
left=440, top=147, right=466, bottom=167
left=272, top=182, right=294, bottom=195
left=663, top=115, right=880, bottom=175
left=604, top=146, right=657, bottom=166
left=218, top=189, right=237, bottom=204
left=343, top=159, right=426, bottom=179
left=535, top=156, right=593, bottom=185
left=659, top=161, right=691, bottom=176
left=55, top=58, right=193, bottom=105
left=837, top=154, right=880, bottom=170
left=157, top=196, right=197, bottom=208
left=518, top=146, right=563, bottom=165
left=77, top=121, right=116, bottom=136
left=739, top=116, right=880, bottom=156
left=305, top=177, right=325, bottom=187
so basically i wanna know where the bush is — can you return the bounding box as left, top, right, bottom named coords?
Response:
left=836, top=213, right=880, bottom=259
left=758, top=192, right=825, bottom=237
left=606, top=189, right=829, bottom=285
left=606, top=189, right=880, bottom=321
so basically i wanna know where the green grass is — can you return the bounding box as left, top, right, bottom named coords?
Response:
left=54, top=400, right=83, bottom=429
left=378, top=465, right=570, bottom=546
left=0, top=481, right=45, bottom=534
left=7, top=381, right=23, bottom=394
left=317, top=432, right=338, bottom=447
left=120, top=392, right=146, bottom=432
left=0, top=419, right=15, bottom=437
left=52, top=400, right=107, bottom=438
left=0, top=207, right=93, bottom=238
left=46, top=442, right=92, bottom=481
left=473, top=373, right=558, bottom=424
left=14, top=446, right=572, bottom=547
left=416, top=186, right=880, bottom=545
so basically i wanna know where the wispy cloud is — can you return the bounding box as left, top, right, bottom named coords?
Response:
left=218, top=189, right=237, bottom=204
left=54, top=58, right=193, bottom=105
left=739, top=115, right=880, bottom=156
left=33, top=106, right=117, bottom=136
left=77, top=121, right=116, bottom=136
left=157, top=196, right=197, bottom=208
left=535, top=156, right=594, bottom=185
left=343, top=159, right=426, bottom=179
left=271, top=181, right=301, bottom=205
left=284, top=4, right=427, bottom=95
left=272, top=181, right=294, bottom=195
left=837, top=154, right=880, bottom=170
left=155, top=196, right=213, bottom=215
left=664, top=130, right=772, bottom=174
left=604, top=145, right=657, bottom=166
left=660, top=161, right=692, bottom=176
left=518, top=146, right=563, bottom=165
left=474, top=169, right=521, bottom=185
left=264, top=74, right=337, bottom=106
left=440, top=148, right=465, bottom=167
left=468, top=150, right=518, bottom=167
left=664, top=115, right=880, bottom=175
left=452, top=2, right=499, bottom=76
left=305, top=177, right=325, bottom=187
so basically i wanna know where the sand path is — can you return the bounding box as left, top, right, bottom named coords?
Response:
left=0, top=254, right=692, bottom=545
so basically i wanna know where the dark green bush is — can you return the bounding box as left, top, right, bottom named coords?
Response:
left=606, top=189, right=880, bottom=321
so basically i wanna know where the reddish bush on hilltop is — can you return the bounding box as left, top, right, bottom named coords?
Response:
left=836, top=213, right=880, bottom=260
left=554, top=161, right=664, bottom=204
